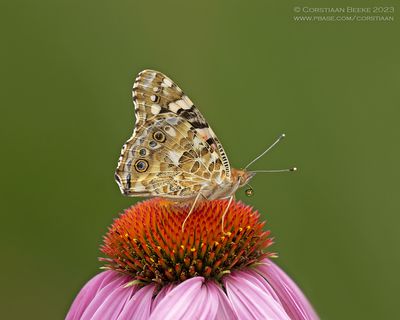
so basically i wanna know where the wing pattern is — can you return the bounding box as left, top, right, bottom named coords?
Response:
left=115, top=70, right=231, bottom=199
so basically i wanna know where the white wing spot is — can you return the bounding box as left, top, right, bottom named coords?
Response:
left=167, top=150, right=181, bottom=166
left=168, top=102, right=180, bottom=113
left=151, top=104, right=161, bottom=115
left=193, top=136, right=203, bottom=149
left=176, top=99, right=191, bottom=110
left=183, top=95, right=193, bottom=106
left=150, top=95, right=157, bottom=102
left=163, top=78, right=173, bottom=87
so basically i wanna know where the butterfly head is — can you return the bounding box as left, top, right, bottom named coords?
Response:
left=232, top=168, right=255, bottom=188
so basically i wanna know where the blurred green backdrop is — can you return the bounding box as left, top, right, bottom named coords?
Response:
left=1, top=0, right=399, bottom=319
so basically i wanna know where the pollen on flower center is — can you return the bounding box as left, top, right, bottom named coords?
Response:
left=100, top=198, right=274, bottom=286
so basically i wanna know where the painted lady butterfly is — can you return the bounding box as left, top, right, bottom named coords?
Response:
left=114, top=70, right=294, bottom=228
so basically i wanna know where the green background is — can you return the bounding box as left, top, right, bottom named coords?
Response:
left=1, top=1, right=399, bottom=319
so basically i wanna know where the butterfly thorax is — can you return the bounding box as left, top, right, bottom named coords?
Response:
left=203, top=168, right=254, bottom=200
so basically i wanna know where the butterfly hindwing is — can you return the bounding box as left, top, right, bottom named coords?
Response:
left=116, top=113, right=226, bottom=199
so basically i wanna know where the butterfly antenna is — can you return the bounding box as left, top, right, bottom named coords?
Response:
left=250, top=167, right=297, bottom=173
left=244, top=133, right=286, bottom=169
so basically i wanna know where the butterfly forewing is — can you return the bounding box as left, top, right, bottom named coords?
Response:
left=115, top=70, right=231, bottom=199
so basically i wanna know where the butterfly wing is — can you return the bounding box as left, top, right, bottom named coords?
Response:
left=115, top=70, right=231, bottom=199
left=131, top=69, right=231, bottom=176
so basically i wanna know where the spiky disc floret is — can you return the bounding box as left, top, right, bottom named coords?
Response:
left=101, top=198, right=274, bottom=286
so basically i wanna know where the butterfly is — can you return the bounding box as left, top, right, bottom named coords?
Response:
left=115, top=70, right=294, bottom=228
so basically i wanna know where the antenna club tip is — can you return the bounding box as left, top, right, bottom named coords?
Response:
left=281, top=133, right=286, bottom=138
left=290, top=167, right=297, bottom=172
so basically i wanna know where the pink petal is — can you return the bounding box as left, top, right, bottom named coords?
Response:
left=117, top=284, right=155, bottom=320
left=239, top=269, right=282, bottom=303
left=150, top=277, right=219, bottom=320
left=151, top=284, right=176, bottom=312
left=78, top=273, right=134, bottom=320
left=207, top=281, right=237, bottom=320
left=90, top=285, right=136, bottom=320
left=66, top=271, right=129, bottom=320
left=224, top=271, right=291, bottom=320
left=256, top=259, right=319, bottom=320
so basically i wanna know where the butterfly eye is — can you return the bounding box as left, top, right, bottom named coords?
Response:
left=134, top=159, right=149, bottom=172
left=139, top=148, right=148, bottom=156
left=245, top=188, right=254, bottom=197
left=153, top=131, right=166, bottom=143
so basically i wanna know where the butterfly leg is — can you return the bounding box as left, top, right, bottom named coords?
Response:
left=181, top=192, right=204, bottom=232
left=221, top=195, right=234, bottom=234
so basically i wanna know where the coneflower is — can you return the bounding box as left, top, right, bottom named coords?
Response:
left=66, top=199, right=318, bottom=319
